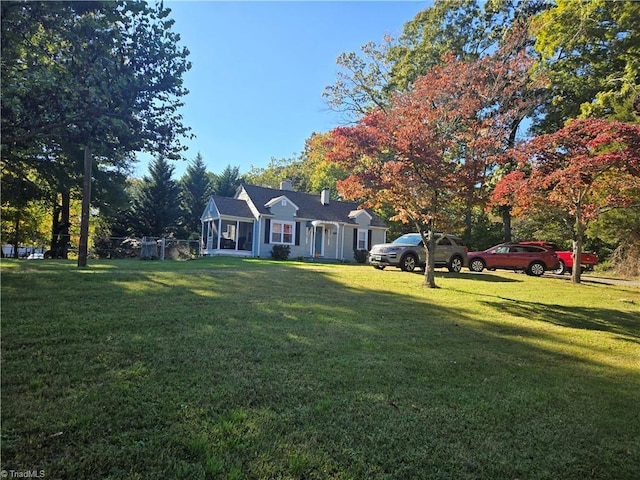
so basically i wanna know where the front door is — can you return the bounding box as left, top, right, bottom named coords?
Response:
left=314, top=226, right=324, bottom=257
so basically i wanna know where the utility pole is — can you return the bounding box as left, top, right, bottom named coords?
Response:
left=77, top=145, right=92, bottom=267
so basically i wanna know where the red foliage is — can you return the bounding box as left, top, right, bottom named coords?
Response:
left=326, top=50, right=540, bottom=230
left=492, top=118, right=640, bottom=283
left=492, top=118, right=640, bottom=221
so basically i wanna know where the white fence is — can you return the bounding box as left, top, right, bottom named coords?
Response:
left=2, top=245, right=45, bottom=258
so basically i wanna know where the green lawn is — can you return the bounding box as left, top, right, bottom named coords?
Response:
left=1, top=257, right=639, bottom=479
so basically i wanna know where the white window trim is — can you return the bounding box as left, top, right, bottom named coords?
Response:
left=271, top=220, right=295, bottom=245
left=357, top=229, right=368, bottom=250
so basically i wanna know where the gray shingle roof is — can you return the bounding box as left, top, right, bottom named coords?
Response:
left=239, top=184, right=387, bottom=227
left=210, top=195, right=255, bottom=219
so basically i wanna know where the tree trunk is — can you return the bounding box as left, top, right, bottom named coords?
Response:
left=464, top=195, right=473, bottom=244
left=51, top=190, right=71, bottom=258
left=12, top=210, right=21, bottom=258
left=571, top=205, right=583, bottom=284
left=60, top=190, right=70, bottom=259
left=78, top=146, right=92, bottom=267
left=421, top=221, right=438, bottom=288
left=50, top=203, right=61, bottom=257
left=501, top=206, right=512, bottom=242
left=501, top=119, right=520, bottom=244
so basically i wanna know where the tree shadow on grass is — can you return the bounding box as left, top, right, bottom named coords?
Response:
left=481, top=297, right=640, bottom=341
left=3, top=258, right=640, bottom=480
left=407, top=269, right=522, bottom=282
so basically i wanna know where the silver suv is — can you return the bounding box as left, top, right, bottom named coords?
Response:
left=369, top=233, right=468, bottom=273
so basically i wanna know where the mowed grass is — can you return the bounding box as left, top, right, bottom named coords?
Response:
left=1, top=257, right=639, bottom=480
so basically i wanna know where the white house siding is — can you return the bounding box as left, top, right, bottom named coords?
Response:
left=370, top=228, right=387, bottom=249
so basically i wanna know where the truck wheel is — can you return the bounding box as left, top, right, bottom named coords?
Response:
left=553, top=260, right=566, bottom=275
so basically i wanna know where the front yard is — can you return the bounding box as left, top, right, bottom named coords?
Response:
left=1, top=257, right=639, bottom=479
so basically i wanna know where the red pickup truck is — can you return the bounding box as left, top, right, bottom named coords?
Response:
left=521, top=242, right=598, bottom=275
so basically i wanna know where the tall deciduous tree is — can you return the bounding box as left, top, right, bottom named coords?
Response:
left=1, top=1, right=191, bottom=156
left=531, top=0, right=640, bottom=132
left=242, top=134, right=347, bottom=197
left=324, top=0, right=545, bottom=121
left=491, top=118, right=640, bottom=283
left=302, top=132, right=348, bottom=196
left=324, top=1, right=545, bottom=242
left=328, top=46, right=544, bottom=288
left=323, top=38, right=395, bottom=121
left=243, top=158, right=308, bottom=191
left=386, top=0, right=544, bottom=92
left=328, top=107, right=456, bottom=288
left=1, top=1, right=191, bottom=264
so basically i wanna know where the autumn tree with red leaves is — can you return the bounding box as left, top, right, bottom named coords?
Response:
left=328, top=111, right=453, bottom=288
left=491, top=118, right=640, bottom=283
left=327, top=51, right=536, bottom=288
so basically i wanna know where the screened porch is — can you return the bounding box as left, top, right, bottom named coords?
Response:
left=202, top=218, right=254, bottom=256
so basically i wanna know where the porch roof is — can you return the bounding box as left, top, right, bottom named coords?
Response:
left=210, top=195, right=255, bottom=220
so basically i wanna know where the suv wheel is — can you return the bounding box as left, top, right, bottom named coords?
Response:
left=400, top=253, right=418, bottom=272
left=527, top=261, right=545, bottom=277
left=447, top=256, right=463, bottom=273
left=469, top=258, right=485, bottom=272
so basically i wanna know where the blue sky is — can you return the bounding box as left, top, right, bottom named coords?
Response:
left=134, top=0, right=431, bottom=178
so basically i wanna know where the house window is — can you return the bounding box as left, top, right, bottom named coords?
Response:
left=271, top=221, right=295, bottom=245
left=357, top=229, right=368, bottom=250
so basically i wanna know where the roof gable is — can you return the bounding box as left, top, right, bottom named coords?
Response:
left=348, top=209, right=372, bottom=220
left=200, top=197, right=219, bottom=221
left=264, top=195, right=300, bottom=211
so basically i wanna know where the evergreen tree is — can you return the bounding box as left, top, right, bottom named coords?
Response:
left=131, top=157, right=183, bottom=237
left=212, top=164, right=243, bottom=197
left=180, top=153, right=213, bottom=237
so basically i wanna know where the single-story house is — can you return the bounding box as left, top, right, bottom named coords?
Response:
left=200, top=181, right=388, bottom=260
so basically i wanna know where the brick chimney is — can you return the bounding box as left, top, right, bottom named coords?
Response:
left=280, top=179, right=293, bottom=191
left=321, top=188, right=330, bottom=205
